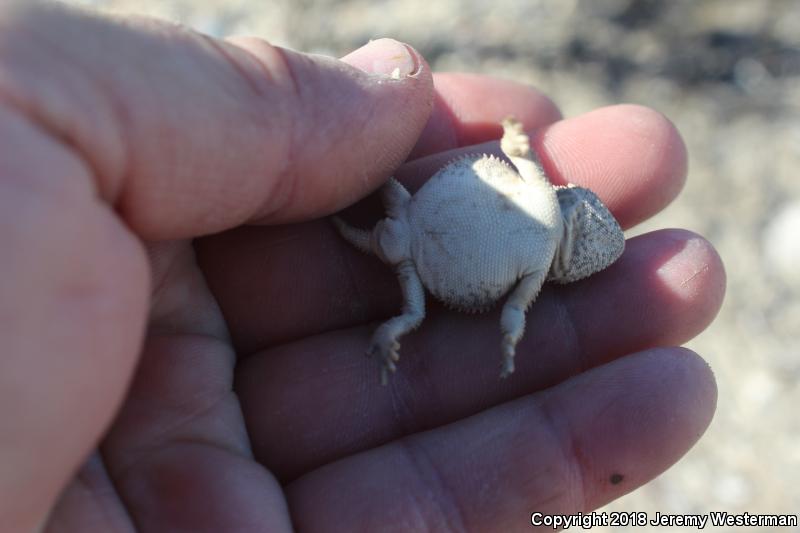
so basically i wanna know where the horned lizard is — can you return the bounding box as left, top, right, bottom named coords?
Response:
left=334, top=117, right=625, bottom=384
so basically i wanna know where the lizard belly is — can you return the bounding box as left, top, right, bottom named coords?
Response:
left=409, top=184, right=558, bottom=311
left=405, top=154, right=561, bottom=312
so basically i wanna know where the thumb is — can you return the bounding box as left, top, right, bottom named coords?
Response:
left=0, top=2, right=434, bottom=239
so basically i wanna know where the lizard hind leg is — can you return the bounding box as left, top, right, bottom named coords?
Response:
left=499, top=270, right=547, bottom=378
left=500, top=117, right=548, bottom=184
left=331, top=216, right=374, bottom=255
left=369, top=260, right=425, bottom=385
left=381, top=176, right=412, bottom=217
left=331, top=177, right=411, bottom=256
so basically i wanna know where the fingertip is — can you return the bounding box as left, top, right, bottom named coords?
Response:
left=664, top=347, right=718, bottom=430
left=624, top=346, right=718, bottom=435
left=652, top=229, right=727, bottom=329
left=640, top=346, right=719, bottom=462
left=539, top=104, right=688, bottom=228
left=565, top=229, right=726, bottom=362
left=548, top=346, right=718, bottom=509
left=340, top=38, right=426, bottom=80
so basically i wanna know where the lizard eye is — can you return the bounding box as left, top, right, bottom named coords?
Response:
left=548, top=186, right=625, bottom=283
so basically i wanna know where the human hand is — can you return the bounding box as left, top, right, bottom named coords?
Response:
left=0, top=2, right=724, bottom=531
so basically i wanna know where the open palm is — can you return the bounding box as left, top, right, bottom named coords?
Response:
left=0, top=3, right=724, bottom=532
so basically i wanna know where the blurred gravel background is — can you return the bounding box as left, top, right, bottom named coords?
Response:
left=67, top=0, right=800, bottom=531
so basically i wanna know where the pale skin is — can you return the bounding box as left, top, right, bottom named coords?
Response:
left=0, top=2, right=726, bottom=532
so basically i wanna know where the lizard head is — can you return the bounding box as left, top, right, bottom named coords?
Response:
left=548, top=185, right=625, bottom=284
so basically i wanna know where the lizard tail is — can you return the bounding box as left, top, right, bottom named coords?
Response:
left=331, top=216, right=374, bottom=255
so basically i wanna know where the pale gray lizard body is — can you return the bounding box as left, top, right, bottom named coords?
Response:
left=334, top=118, right=625, bottom=384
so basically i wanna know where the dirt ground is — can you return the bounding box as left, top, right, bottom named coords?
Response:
left=67, top=1, right=800, bottom=531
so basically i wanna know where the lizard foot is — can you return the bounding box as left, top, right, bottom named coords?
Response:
left=500, top=335, right=517, bottom=378
left=367, top=328, right=401, bottom=385
left=500, top=117, right=530, bottom=158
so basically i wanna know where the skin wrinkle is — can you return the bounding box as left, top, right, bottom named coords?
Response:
left=1, top=8, right=130, bottom=203
left=220, top=41, right=301, bottom=221
left=108, top=466, right=146, bottom=533
left=554, top=285, right=592, bottom=375
left=535, top=392, right=589, bottom=513
left=396, top=438, right=470, bottom=533
left=0, top=77, right=101, bottom=205
left=385, top=371, right=421, bottom=436
left=96, top=74, right=134, bottom=211
left=106, top=336, right=239, bottom=470
left=146, top=244, right=187, bottom=328
left=75, top=453, right=136, bottom=533
left=0, top=101, right=95, bottom=204
left=394, top=350, right=440, bottom=432
left=108, top=393, right=241, bottom=495
left=146, top=242, right=230, bottom=341
left=248, top=44, right=302, bottom=222
left=23, top=33, right=110, bottom=192
left=36, top=20, right=133, bottom=204
left=204, top=37, right=270, bottom=100
left=223, top=37, right=281, bottom=91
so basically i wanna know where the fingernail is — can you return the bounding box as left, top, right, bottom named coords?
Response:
left=341, top=38, right=420, bottom=78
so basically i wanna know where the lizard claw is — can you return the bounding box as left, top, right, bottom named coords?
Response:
left=368, top=331, right=401, bottom=384
left=500, top=357, right=515, bottom=379
left=500, top=335, right=516, bottom=378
